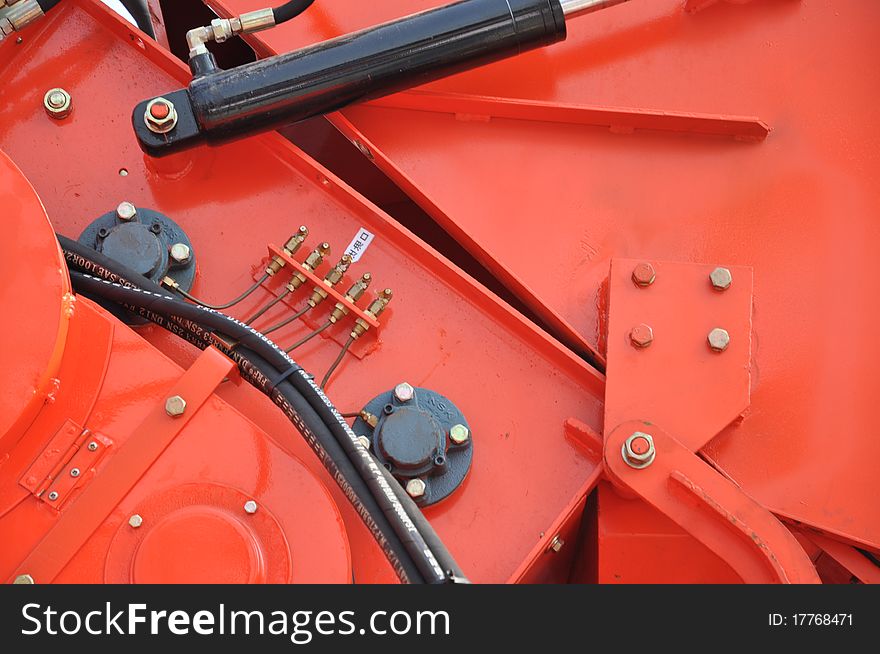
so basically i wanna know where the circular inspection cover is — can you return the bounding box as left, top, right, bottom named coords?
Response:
left=0, top=150, right=70, bottom=442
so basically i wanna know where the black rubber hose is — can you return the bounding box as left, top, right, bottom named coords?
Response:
left=36, top=0, right=62, bottom=11
left=272, top=0, right=315, bottom=24
left=118, top=0, right=156, bottom=38
left=57, top=236, right=426, bottom=582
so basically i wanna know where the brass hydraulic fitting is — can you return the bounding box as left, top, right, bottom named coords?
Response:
left=308, top=254, right=353, bottom=307
left=186, top=8, right=275, bottom=58
left=359, top=410, right=379, bottom=429
left=286, top=242, right=330, bottom=292
left=350, top=288, right=393, bottom=339
left=161, top=275, right=180, bottom=290
left=330, top=273, right=373, bottom=324
left=266, top=226, right=308, bottom=276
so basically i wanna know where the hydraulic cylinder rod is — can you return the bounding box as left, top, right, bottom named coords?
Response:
left=133, top=0, right=631, bottom=156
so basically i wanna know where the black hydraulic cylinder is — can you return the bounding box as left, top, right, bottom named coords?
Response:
left=133, top=0, right=567, bottom=156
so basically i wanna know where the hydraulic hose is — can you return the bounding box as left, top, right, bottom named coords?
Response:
left=272, top=0, right=315, bottom=24
left=59, top=236, right=465, bottom=582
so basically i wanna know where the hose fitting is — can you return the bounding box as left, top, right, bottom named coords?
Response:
left=351, top=288, right=393, bottom=339
left=286, top=242, right=330, bottom=293
left=329, top=273, right=372, bottom=324
left=266, top=225, right=308, bottom=276
left=308, top=254, right=353, bottom=307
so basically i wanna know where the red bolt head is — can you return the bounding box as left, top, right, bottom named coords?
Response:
left=632, top=262, right=656, bottom=287
left=149, top=102, right=171, bottom=120
left=629, top=436, right=650, bottom=455
left=630, top=323, right=654, bottom=348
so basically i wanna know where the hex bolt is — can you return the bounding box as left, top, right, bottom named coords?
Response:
left=165, top=395, right=187, bottom=417
left=243, top=500, right=258, bottom=515
left=630, top=323, right=654, bottom=349
left=170, top=243, right=192, bottom=264
left=144, top=97, right=178, bottom=134
left=707, top=328, right=731, bottom=352
left=393, top=382, right=415, bottom=403
left=43, top=88, right=72, bottom=119
left=13, top=574, right=35, bottom=584
left=709, top=267, right=733, bottom=291
left=622, top=431, right=656, bottom=469
left=631, top=262, right=656, bottom=287
left=405, top=478, right=426, bottom=499
left=69, top=467, right=80, bottom=478
left=116, top=201, right=137, bottom=222
left=548, top=535, right=565, bottom=553
left=129, top=514, right=143, bottom=528
left=449, top=424, right=470, bottom=445
left=87, top=441, right=98, bottom=451
left=48, top=491, right=59, bottom=501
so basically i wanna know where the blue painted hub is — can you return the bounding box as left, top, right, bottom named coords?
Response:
left=78, top=206, right=196, bottom=291
left=353, top=386, right=473, bottom=506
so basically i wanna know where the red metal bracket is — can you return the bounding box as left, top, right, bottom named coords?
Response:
left=602, top=258, right=818, bottom=582
left=605, top=421, right=819, bottom=583
left=7, top=347, right=235, bottom=584
left=367, top=91, right=770, bottom=142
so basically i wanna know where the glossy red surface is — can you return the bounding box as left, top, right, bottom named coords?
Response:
left=0, top=151, right=69, bottom=451
left=217, top=0, right=880, bottom=560
left=0, top=0, right=607, bottom=583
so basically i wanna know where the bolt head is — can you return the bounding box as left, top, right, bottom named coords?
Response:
left=244, top=500, right=258, bottom=515
left=548, top=535, right=565, bottom=553
left=622, top=432, right=656, bottom=469
left=87, top=441, right=98, bottom=451
left=405, top=478, right=426, bottom=499
left=48, top=491, right=59, bottom=501
left=708, top=328, right=731, bottom=352
left=43, top=88, right=71, bottom=119
left=631, top=262, right=656, bottom=287
left=630, top=323, right=654, bottom=348
left=165, top=395, right=187, bottom=417
left=170, top=242, right=192, bottom=264
left=709, top=267, right=733, bottom=291
left=116, top=201, right=137, bottom=221
left=13, top=574, right=35, bottom=585
left=69, top=467, right=80, bottom=478
left=449, top=424, right=470, bottom=445
left=129, top=514, right=143, bottom=528
left=144, top=97, right=178, bottom=134
left=393, top=382, right=415, bottom=403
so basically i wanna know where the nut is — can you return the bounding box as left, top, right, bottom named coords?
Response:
left=393, top=382, right=415, bottom=403
left=631, top=262, right=656, bottom=287
left=449, top=424, right=470, bottom=445
left=630, top=323, right=654, bottom=348
left=43, top=88, right=72, bottom=119
left=116, top=201, right=137, bottom=221
left=69, top=467, right=80, bottom=478
left=709, top=267, right=732, bottom=291
left=13, top=574, right=35, bottom=584
left=405, top=478, right=426, bottom=499
left=622, top=431, right=656, bottom=469
left=708, top=328, right=730, bottom=352
left=165, top=395, right=187, bottom=417
left=144, top=97, right=178, bottom=134
left=87, top=441, right=98, bottom=451
left=47, top=491, right=59, bottom=501
left=170, top=242, right=191, bottom=264
left=128, top=514, right=143, bottom=528
left=548, top=535, right=565, bottom=553
left=244, top=500, right=258, bottom=514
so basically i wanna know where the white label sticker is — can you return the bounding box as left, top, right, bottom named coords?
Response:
left=344, top=228, right=375, bottom=262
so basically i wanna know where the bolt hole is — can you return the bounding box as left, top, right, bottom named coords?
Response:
left=97, top=228, right=109, bottom=239
left=382, top=463, right=393, bottom=472
left=382, top=403, right=394, bottom=415
left=434, top=455, right=446, bottom=467
left=150, top=222, right=162, bottom=234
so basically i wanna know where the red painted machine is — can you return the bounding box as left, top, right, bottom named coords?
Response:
left=0, top=0, right=877, bottom=584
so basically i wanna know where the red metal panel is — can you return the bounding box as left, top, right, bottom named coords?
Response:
left=216, top=0, right=880, bottom=556
left=0, top=0, right=607, bottom=583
